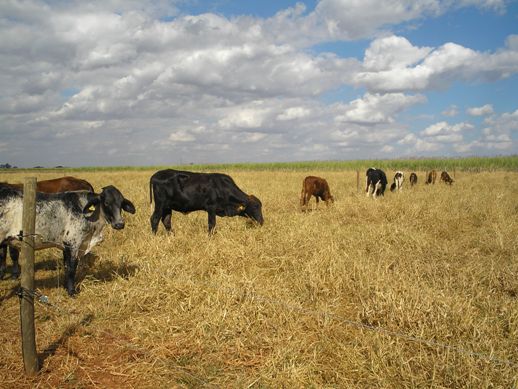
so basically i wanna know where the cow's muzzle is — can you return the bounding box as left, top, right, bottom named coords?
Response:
left=112, top=221, right=125, bottom=230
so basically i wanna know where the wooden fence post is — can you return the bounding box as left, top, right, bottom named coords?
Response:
left=20, top=177, right=39, bottom=375
left=356, top=170, right=360, bottom=193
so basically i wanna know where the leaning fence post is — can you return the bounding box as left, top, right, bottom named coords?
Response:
left=20, top=177, right=39, bottom=375
left=356, top=170, right=360, bottom=193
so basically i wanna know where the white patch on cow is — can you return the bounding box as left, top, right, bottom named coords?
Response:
left=0, top=193, right=107, bottom=258
left=0, top=198, right=24, bottom=243
left=366, top=183, right=374, bottom=197
left=394, top=171, right=404, bottom=191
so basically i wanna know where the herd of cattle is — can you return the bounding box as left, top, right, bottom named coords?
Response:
left=0, top=168, right=453, bottom=296
left=362, top=167, right=454, bottom=199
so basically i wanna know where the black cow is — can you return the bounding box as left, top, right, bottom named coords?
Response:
left=149, top=169, right=264, bottom=234
left=365, top=168, right=387, bottom=198
left=0, top=185, right=135, bottom=295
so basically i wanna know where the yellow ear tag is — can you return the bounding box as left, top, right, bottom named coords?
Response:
left=237, top=204, right=245, bottom=212
left=88, top=205, right=96, bottom=212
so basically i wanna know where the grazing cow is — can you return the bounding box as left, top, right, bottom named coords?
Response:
left=390, top=171, right=404, bottom=192
left=425, top=170, right=437, bottom=185
left=365, top=168, right=388, bottom=198
left=0, top=176, right=95, bottom=280
left=409, top=172, right=418, bottom=187
left=0, top=185, right=135, bottom=295
left=300, top=176, right=334, bottom=210
left=150, top=169, right=264, bottom=234
left=440, top=171, right=454, bottom=185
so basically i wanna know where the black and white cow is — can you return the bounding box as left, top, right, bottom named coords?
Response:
left=390, top=171, right=404, bottom=192
left=149, top=169, right=264, bottom=234
left=365, top=168, right=388, bottom=198
left=0, top=185, right=135, bottom=295
left=0, top=177, right=95, bottom=280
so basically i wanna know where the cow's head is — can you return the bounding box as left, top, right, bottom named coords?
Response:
left=83, top=186, right=136, bottom=229
left=238, top=194, right=264, bottom=226
left=323, top=190, right=334, bottom=203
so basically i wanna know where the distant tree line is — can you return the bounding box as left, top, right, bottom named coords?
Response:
left=0, top=163, right=68, bottom=169
left=0, top=163, right=17, bottom=169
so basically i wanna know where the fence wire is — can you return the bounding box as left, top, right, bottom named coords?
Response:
left=205, top=281, right=517, bottom=369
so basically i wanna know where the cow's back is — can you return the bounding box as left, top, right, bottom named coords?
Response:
left=151, top=169, right=247, bottom=213
left=37, top=176, right=94, bottom=193
left=0, top=190, right=90, bottom=250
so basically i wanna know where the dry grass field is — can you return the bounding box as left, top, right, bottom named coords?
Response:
left=0, top=168, right=517, bottom=388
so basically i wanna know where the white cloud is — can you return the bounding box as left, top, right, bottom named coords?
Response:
left=277, top=106, right=311, bottom=121
left=249, top=0, right=508, bottom=47
left=484, top=108, right=518, bottom=132
left=415, top=138, right=442, bottom=152
left=363, top=35, right=432, bottom=71
left=355, top=35, right=518, bottom=92
left=218, top=104, right=271, bottom=129
left=467, top=104, right=494, bottom=116
left=336, top=92, right=426, bottom=124
left=442, top=105, right=459, bottom=117
left=421, top=121, right=473, bottom=137
left=169, top=130, right=196, bottom=142
left=0, top=1, right=515, bottom=166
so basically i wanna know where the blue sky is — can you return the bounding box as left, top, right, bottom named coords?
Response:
left=0, top=0, right=517, bottom=167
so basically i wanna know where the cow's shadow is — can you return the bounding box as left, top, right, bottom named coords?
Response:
left=80, top=253, right=139, bottom=282
left=34, top=253, right=139, bottom=291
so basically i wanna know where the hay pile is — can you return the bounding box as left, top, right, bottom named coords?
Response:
left=1, top=169, right=517, bottom=387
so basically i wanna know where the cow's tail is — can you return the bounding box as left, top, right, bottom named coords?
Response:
left=149, top=178, right=153, bottom=204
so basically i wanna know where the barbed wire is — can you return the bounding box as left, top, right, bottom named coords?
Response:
left=16, top=286, right=68, bottom=315
left=206, top=281, right=517, bottom=369
left=7, top=252, right=517, bottom=372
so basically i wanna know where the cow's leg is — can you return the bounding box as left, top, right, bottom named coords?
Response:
left=315, top=195, right=319, bottom=209
left=63, top=244, right=78, bottom=296
left=150, top=206, right=162, bottom=234
left=161, top=209, right=172, bottom=233
left=0, top=244, right=6, bottom=279
left=305, top=192, right=312, bottom=208
left=208, top=211, right=217, bottom=235
left=9, top=246, right=20, bottom=279
left=374, top=182, right=381, bottom=199
left=300, top=189, right=306, bottom=208
left=366, top=183, right=373, bottom=197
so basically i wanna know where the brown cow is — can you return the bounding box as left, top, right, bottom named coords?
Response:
left=425, top=170, right=437, bottom=185
left=1, top=176, right=94, bottom=193
left=0, top=176, right=94, bottom=280
left=300, top=176, right=334, bottom=210
left=440, top=171, right=454, bottom=185
left=409, top=172, right=418, bottom=186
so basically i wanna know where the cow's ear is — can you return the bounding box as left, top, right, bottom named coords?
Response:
left=83, top=196, right=100, bottom=214
left=122, top=199, right=136, bottom=214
